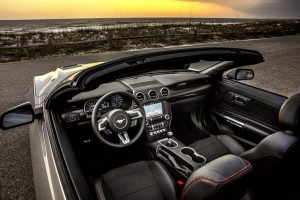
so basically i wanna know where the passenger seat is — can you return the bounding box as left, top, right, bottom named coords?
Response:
left=190, top=93, right=300, bottom=171
left=189, top=134, right=244, bottom=163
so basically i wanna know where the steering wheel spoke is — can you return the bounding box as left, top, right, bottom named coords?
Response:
left=98, top=117, right=108, bottom=131
left=126, top=109, right=143, bottom=120
left=118, top=132, right=131, bottom=144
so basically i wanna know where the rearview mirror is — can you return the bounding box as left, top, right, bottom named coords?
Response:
left=0, top=102, right=34, bottom=130
left=225, top=68, right=254, bottom=80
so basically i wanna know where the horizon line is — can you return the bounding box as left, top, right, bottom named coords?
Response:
left=0, top=17, right=299, bottom=21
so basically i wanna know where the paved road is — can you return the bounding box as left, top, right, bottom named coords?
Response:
left=0, top=35, right=299, bottom=199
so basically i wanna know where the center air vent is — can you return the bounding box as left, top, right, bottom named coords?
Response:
left=160, top=88, right=170, bottom=97
left=148, top=90, right=158, bottom=100
left=135, top=92, right=145, bottom=102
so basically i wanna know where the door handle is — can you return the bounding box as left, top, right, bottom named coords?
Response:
left=224, top=116, right=244, bottom=128
left=223, top=92, right=251, bottom=106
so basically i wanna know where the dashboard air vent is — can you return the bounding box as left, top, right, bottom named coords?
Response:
left=148, top=90, right=158, bottom=100
left=160, top=88, right=170, bottom=97
left=135, top=92, right=145, bottom=102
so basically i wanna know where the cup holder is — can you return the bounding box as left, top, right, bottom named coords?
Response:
left=181, top=147, right=206, bottom=164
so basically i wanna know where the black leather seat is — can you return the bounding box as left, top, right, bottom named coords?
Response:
left=182, top=155, right=252, bottom=200
left=94, top=161, right=176, bottom=200
left=190, top=93, right=300, bottom=169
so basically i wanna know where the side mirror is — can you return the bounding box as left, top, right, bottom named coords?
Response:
left=225, top=68, right=254, bottom=80
left=0, top=102, right=35, bottom=130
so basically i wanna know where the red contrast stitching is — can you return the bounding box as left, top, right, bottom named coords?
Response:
left=181, top=160, right=252, bottom=200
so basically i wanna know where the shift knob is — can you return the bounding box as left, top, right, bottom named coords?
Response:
left=167, top=131, right=173, bottom=138
left=166, top=131, right=175, bottom=147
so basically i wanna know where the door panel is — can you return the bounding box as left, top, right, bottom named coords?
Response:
left=211, top=79, right=286, bottom=146
left=219, top=79, right=286, bottom=109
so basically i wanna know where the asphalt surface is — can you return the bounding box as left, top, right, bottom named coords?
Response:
left=0, top=35, right=300, bottom=199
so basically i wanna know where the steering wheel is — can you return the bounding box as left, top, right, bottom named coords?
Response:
left=91, top=91, right=146, bottom=148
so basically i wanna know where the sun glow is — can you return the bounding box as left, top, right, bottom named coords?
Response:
left=0, top=0, right=242, bottom=19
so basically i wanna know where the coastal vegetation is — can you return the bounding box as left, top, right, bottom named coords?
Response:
left=0, top=20, right=299, bottom=62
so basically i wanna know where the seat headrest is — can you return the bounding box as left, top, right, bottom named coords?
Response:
left=279, top=93, right=300, bottom=134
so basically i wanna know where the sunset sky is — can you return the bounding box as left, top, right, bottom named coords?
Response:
left=0, top=0, right=299, bottom=20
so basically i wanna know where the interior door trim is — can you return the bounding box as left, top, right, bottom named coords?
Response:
left=220, top=79, right=286, bottom=109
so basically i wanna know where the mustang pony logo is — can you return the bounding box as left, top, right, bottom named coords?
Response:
left=116, top=118, right=126, bottom=124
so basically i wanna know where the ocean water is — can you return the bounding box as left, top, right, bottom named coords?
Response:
left=0, top=18, right=260, bottom=34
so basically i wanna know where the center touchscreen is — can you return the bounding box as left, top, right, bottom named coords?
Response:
left=144, top=103, right=163, bottom=117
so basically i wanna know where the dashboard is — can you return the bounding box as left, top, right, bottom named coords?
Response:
left=61, top=71, right=212, bottom=124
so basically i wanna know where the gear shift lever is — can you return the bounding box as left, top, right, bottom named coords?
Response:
left=166, top=131, right=175, bottom=147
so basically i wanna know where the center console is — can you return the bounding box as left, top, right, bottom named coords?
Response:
left=143, top=101, right=206, bottom=180
left=144, top=101, right=172, bottom=141
left=146, top=132, right=207, bottom=180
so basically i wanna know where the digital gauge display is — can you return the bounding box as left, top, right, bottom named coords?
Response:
left=83, top=95, right=124, bottom=116
left=83, top=99, right=98, bottom=115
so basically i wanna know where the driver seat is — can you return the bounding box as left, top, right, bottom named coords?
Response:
left=94, top=161, right=176, bottom=200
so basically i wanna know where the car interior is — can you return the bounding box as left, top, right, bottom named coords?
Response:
left=46, top=49, right=300, bottom=200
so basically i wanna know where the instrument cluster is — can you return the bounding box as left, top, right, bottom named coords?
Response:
left=83, top=95, right=127, bottom=116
